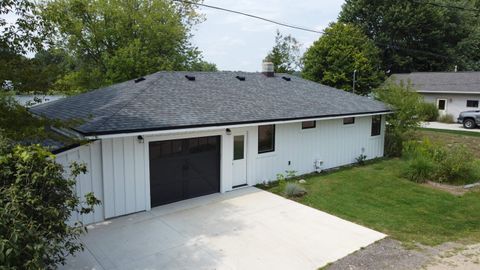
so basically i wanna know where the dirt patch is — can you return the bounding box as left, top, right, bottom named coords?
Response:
left=425, top=243, right=480, bottom=270
left=324, top=238, right=480, bottom=270
left=422, top=181, right=468, bottom=195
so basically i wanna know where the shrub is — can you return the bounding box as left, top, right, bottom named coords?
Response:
left=435, top=146, right=476, bottom=183
left=374, top=81, right=426, bottom=157
left=420, top=102, right=439, bottom=122
left=0, top=138, right=100, bottom=268
left=403, top=155, right=436, bottom=183
left=402, top=139, right=479, bottom=184
left=284, top=183, right=307, bottom=197
left=355, top=154, right=368, bottom=165
left=438, top=114, right=455, bottom=123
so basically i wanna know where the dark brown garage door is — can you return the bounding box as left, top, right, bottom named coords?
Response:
left=149, top=136, right=220, bottom=207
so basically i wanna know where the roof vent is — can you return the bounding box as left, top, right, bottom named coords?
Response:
left=185, top=75, right=196, bottom=81
left=262, top=61, right=275, bottom=77
left=134, top=77, right=145, bottom=83
left=282, top=76, right=291, bottom=81
left=236, top=76, right=246, bottom=81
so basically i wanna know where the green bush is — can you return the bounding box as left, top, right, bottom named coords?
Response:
left=402, top=139, right=479, bottom=184
left=355, top=154, right=368, bottom=165
left=438, top=114, right=455, bottom=123
left=0, top=138, right=100, bottom=268
left=403, top=155, right=436, bottom=183
left=435, top=146, right=476, bottom=183
left=374, top=81, right=426, bottom=157
left=284, top=183, right=307, bottom=197
left=420, top=102, right=439, bottom=122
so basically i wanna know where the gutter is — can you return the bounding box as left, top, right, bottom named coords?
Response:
left=83, top=110, right=393, bottom=140
left=417, top=91, right=480, bottom=95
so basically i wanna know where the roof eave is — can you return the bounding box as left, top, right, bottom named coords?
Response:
left=417, top=91, right=480, bottom=94
left=81, top=110, right=393, bottom=139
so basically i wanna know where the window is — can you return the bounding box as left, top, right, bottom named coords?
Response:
left=438, top=99, right=446, bottom=110
left=233, top=135, right=245, bottom=160
left=301, top=121, right=316, bottom=129
left=371, top=115, right=382, bottom=136
left=467, top=100, right=479, bottom=108
left=258, top=125, right=275, bottom=153
left=343, top=117, right=355, bottom=125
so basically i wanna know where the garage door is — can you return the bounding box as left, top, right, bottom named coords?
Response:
left=149, top=136, right=220, bottom=207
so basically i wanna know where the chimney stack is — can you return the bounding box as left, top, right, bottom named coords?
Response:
left=262, top=61, right=275, bottom=77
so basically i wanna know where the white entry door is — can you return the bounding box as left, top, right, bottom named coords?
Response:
left=437, top=99, right=447, bottom=116
left=232, top=133, right=247, bottom=188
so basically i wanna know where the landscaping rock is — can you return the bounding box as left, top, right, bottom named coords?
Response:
left=299, top=179, right=307, bottom=184
left=464, top=182, right=480, bottom=189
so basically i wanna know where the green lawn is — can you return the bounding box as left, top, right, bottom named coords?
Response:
left=419, top=127, right=480, bottom=138
left=262, top=159, right=480, bottom=246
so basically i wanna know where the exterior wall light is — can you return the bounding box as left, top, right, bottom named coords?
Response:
left=137, top=135, right=144, bottom=143
left=226, top=128, right=232, bottom=135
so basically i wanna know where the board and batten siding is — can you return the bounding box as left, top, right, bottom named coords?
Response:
left=55, top=140, right=104, bottom=224
left=101, top=136, right=146, bottom=219
left=55, top=114, right=385, bottom=224
left=252, top=116, right=385, bottom=183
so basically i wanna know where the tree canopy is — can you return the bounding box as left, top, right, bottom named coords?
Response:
left=1, top=0, right=216, bottom=94
left=0, top=0, right=44, bottom=54
left=302, top=23, right=384, bottom=95
left=265, top=30, right=302, bottom=74
left=39, top=0, right=215, bottom=93
left=339, top=0, right=479, bottom=73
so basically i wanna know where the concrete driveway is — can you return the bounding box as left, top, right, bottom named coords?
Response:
left=61, top=187, right=385, bottom=270
left=422, top=121, right=480, bottom=133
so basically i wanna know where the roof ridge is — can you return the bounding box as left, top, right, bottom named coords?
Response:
left=91, top=76, right=158, bottom=132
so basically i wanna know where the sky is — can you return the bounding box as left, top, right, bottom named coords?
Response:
left=2, top=0, right=345, bottom=71
left=192, top=0, right=345, bottom=71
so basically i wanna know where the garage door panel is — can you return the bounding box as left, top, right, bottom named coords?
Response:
left=149, top=158, right=184, bottom=207
left=149, top=136, right=220, bottom=207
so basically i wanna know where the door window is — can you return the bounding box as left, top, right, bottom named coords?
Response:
left=234, top=135, right=245, bottom=160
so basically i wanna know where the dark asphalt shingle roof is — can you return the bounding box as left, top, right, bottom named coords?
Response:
left=30, top=71, right=390, bottom=136
left=391, top=72, right=480, bottom=93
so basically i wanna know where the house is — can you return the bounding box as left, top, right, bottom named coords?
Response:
left=30, top=63, right=391, bottom=224
left=391, top=72, right=480, bottom=119
left=14, top=95, right=65, bottom=107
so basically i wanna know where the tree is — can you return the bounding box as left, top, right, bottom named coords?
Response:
left=302, top=23, right=384, bottom=95
left=0, top=136, right=100, bottom=268
left=339, top=0, right=478, bottom=73
left=374, top=80, right=427, bottom=156
left=265, top=30, right=302, bottom=74
left=0, top=47, right=72, bottom=93
left=454, top=26, right=480, bottom=71
left=0, top=0, right=45, bottom=53
left=40, top=0, right=212, bottom=92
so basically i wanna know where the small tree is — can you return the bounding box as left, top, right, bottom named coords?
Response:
left=302, top=22, right=384, bottom=95
left=374, top=80, right=426, bottom=156
left=265, top=30, right=302, bottom=74
left=0, top=138, right=100, bottom=268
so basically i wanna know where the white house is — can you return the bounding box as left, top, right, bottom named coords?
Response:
left=392, top=72, right=480, bottom=119
left=14, top=95, right=65, bottom=107
left=30, top=64, right=391, bottom=224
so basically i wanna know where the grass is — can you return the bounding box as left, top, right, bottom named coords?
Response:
left=419, top=128, right=480, bottom=138
left=262, top=159, right=480, bottom=246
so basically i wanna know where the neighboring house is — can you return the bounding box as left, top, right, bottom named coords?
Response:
left=14, top=95, right=65, bottom=107
left=391, top=72, right=480, bottom=119
left=30, top=63, right=391, bottom=224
